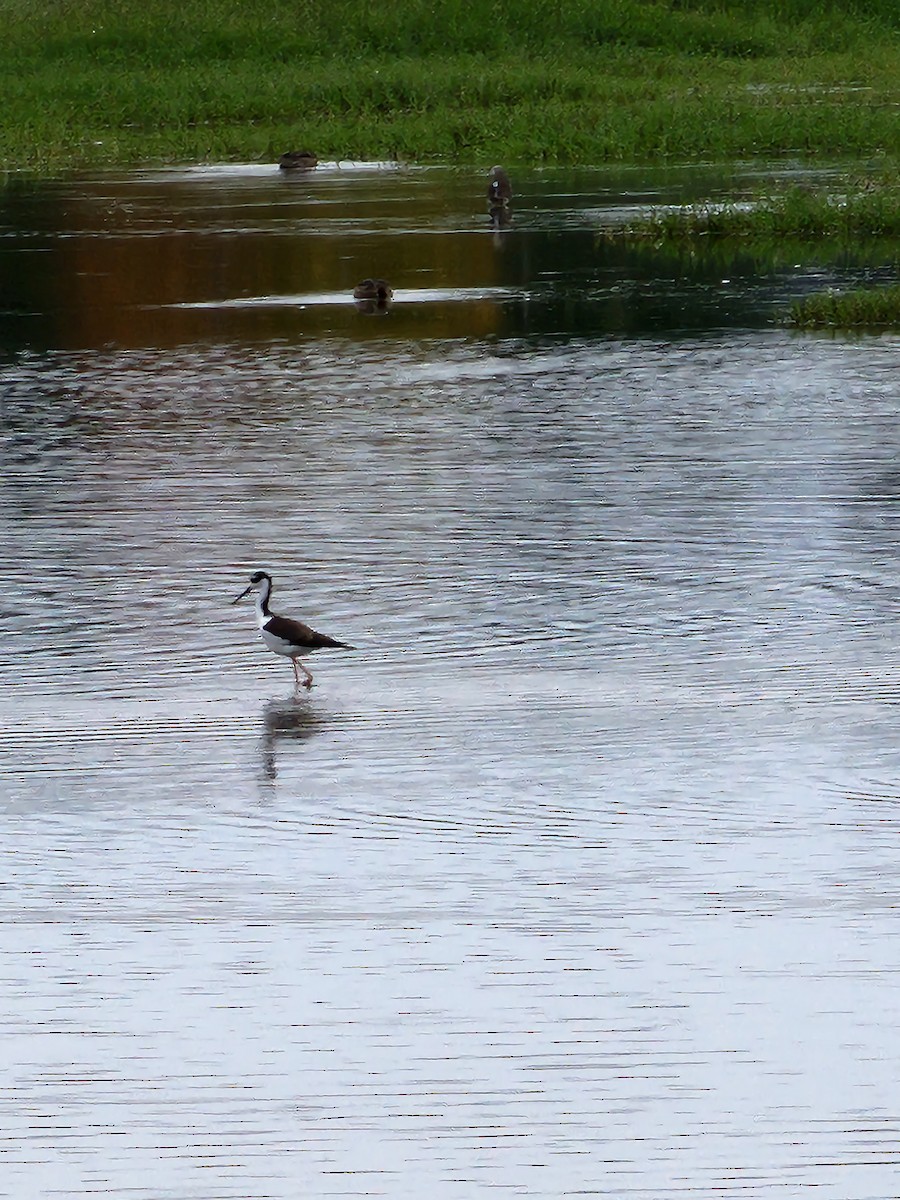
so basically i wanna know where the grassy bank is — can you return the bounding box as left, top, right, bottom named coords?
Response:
left=1, top=0, right=899, bottom=171
left=599, top=171, right=900, bottom=329
left=789, top=284, right=900, bottom=329
left=607, top=175, right=900, bottom=240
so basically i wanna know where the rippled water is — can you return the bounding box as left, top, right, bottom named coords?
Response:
left=2, top=163, right=900, bottom=1198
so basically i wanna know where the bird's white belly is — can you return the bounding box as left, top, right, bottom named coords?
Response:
left=260, top=628, right=304, bottom=658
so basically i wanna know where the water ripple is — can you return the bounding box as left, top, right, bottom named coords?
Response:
left=2, top=167, right=900, bottom=1199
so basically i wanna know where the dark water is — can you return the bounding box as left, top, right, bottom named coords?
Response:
left=2, top=163, right=900, bottom=1198
left=2, top=159, right=893, bottom=352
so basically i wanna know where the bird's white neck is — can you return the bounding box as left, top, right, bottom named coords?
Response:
left=255, top=576, right=273, bottom=624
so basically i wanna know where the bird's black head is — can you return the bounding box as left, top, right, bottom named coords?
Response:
left=232, top=570, right=273, bottom=605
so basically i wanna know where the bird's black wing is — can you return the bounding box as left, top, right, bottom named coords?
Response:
left=264, top=613, right=352, bottom=650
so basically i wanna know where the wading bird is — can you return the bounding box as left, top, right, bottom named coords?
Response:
left=232, top=571, right=352, bottom=690
left=487, top=165, right=512, bottom=209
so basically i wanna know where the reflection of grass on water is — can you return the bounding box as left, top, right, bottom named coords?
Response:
left=606, top=175, right=900, bottom=330
left=789, top=285, right=900, bottom=330
left=1, top=0, right=899, bottom=170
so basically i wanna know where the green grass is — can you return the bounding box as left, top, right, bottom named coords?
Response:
left=0, top=0, right=898, bottom=170
left=608, top=177, right=900, bottom=241
left=789, top=284, right=900, bottom=328
left=601, top=172, right=900, bottom=330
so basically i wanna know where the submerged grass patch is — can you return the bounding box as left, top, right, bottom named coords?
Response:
left=610, top=177, right=900, bottom=241
left=604, top=170, right=900, bottom=332
left=789, top=284, right=900, bottom=329
left=0, top=0, right=899, bottom=169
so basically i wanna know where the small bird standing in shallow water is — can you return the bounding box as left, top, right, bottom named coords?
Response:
left=487, top=165, right=512, bottom=209
left=232, top=571, right=352, bottom=690
left=487, top=166, right=513, bottom=230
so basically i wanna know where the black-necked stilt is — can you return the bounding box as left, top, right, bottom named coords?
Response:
left=279, top=150, right=318, bottom=170
left=232, top=571, right=352, bottom=690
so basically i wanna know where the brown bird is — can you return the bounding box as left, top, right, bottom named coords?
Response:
left=232, top=571, right=352, bottom=690
left=487, top=165, right=512, bottom=209
left=353, top=278, right=393, bottom=302
left=278, top=150, right=318, bottom=170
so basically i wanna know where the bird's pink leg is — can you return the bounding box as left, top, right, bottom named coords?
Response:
left=292, top=657, right=314, bottom=690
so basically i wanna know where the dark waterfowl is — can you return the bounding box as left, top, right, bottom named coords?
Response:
left=487, top=165, right=513, bottom=209
left=232, top=571, right=352, bottom=690
left=353, top=278, right=393, bottom=302
left=278, top=150, right=318, bottom=170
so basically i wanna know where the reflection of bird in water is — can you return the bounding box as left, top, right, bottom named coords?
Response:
left=232, top=571, right=353, bottom=690
left=487, top=165, right=513, bottom=228
left=279, top=149, right=318, bottom=170
left=353, top=278, right=393, bottom=314
left=259, top=696, right=326, bottom=782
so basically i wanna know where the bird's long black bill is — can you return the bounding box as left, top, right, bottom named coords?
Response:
left=231, top=585, right=253, bottom=605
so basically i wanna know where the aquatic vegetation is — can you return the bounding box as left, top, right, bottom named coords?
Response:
left=609, top=178, right=900, bottom=242
left=788, top=284, right=900, bottom=329
left=0, top=0, right=898, bottom=169
left=606, top=175, right=900, bottom=330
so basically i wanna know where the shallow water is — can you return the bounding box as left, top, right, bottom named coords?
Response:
left=2, top=163, right=900, bottom=1198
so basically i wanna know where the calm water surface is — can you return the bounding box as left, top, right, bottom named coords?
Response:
left=1, top=163, right=900, bottom=1198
